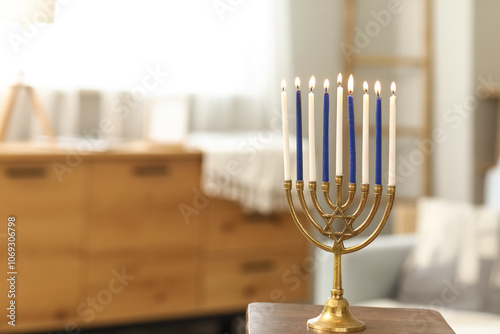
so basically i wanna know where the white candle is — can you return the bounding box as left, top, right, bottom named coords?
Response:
left=388, top=82, right=397, bottom=186
left=308, top=76, right=316, bottom=182
left=281, top=80, right=291, bottom=180
left=336, top=73, right=343, bottom=176
left=362, top=81, right=369, bottom=184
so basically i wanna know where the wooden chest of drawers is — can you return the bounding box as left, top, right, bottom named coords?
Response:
left=0, top=159, right=87, bottom=328
left=0, top=143, right=309, bottom=333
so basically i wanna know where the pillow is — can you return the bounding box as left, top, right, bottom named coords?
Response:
left=397, top=197, right=500, bottom=315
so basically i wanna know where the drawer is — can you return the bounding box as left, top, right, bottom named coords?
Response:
left=202, top=252, right=309, bottom=310
left=0, top=254, right=83, bottom=326
left=6, top=211, right=85, bottom=254
left=0, top=163, right=86, bottom=252
left=88, top=160, right=201, bottom=254
left=90, top=160, right=201, bottom=212
left=205, top=199, right=304, bottom=253
left=88, top=208, right=199, bottom=254
left=0, top=162, right=86, bottom=211
left=84, top=254, right=197, bottom=322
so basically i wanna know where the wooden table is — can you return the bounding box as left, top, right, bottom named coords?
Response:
left=246, top=303, right=455, bottom=333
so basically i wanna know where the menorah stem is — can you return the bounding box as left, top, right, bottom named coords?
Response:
left=307, top=248, right=365, bottom=332
left=332, top=250, right=343, bottom=298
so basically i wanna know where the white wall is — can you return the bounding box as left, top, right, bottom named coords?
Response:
left=286, top=0, right=478, bottom=203
left=432, top=0, right=475, bottom=202
left=288, top=0, right=344, bottom=180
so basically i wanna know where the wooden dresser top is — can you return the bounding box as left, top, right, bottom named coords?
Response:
left=0, top=141, right=202, bottom=161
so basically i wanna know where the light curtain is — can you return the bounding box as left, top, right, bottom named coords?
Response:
left=0, top=0, right=291, bottom=139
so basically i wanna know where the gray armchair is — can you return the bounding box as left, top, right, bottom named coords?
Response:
left=313, top=234, right=416, bottom=305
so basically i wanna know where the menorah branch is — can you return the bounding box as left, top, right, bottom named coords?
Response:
left=296, top=181, right=324, bottom=233
left=349, top=184, right=369, bottom=219
left=344, top=185, right=396, bottom=254
left=340, top=183, right=356, bottom=211
left=310, top=182, right=327, bottom=216
left=322, top=181, right=336, bottom=210
left=284, top=180, right=331, bottom=252
left=352, top=184, right=383, bottom=237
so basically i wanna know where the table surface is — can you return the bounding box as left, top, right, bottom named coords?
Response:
left=246, top=303, right=455, bottom=334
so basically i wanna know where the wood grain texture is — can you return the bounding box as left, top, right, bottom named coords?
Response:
left=87, top=159, right=201, bottom=255
left=84, top=253, right=197, bottom=324
left=204, top=199, right=305, bottom=255
left=246, top=302, right=455, bottom=334
left=0, top=162, right=87, bottom=254
left=0, top=147, right=311, bottom=332
left=0, top=142, right=202, bottom=161
left=203, top=252, right=309, bottom=311
left=0, top=254, right=83, bottom=332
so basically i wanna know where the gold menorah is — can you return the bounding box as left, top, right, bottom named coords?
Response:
left=284, top=176, right=395, bottom=332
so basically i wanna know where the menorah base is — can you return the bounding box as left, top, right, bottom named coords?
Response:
left=307, top=296, right=365, bottom=332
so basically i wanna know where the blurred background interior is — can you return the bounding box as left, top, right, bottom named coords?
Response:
left=0, top=0, right=500, bottom=333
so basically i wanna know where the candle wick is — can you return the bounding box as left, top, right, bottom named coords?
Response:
left=325, top=88, right=328, bottom=93
left=365, top=89, right=368, bottom=94
left=377, top=92, right=380, bottom=98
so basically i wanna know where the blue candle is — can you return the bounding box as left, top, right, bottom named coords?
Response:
left=347, top=75, right=356, bottom=184
left=295, top=77, right=303, bottom=181
left=375, top=81, right=382, bottom=185
left=322, top=79, right=330, bottom=182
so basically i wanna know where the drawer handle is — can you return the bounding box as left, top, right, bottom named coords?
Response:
left=132, top=165, right=169, bottom=177
left=6, top=167, right=47, bottom=179
left=241, top=260, right=275, bottom=273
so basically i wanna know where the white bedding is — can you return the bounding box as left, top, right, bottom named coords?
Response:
left=187, top=131, right=308, bottom=214
left=357, top=299, right=500, bottom=333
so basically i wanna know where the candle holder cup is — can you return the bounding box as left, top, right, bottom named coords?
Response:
left=284, top=175, right=395, bottom=332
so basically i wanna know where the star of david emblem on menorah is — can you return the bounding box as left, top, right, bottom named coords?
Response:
left=281, top=75, right=397, bottom=332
